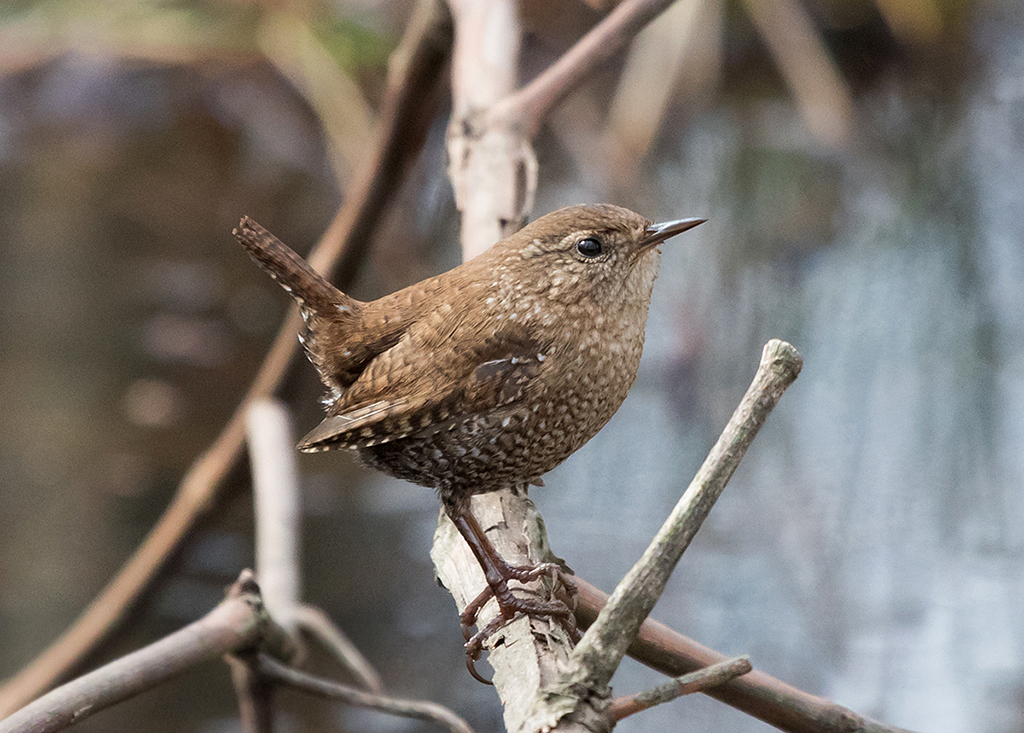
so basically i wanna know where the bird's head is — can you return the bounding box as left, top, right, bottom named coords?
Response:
left=493, top=204, right=705, bottom=306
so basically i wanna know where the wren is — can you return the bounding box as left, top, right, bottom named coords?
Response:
left=233, top=204, right=703, bottom=673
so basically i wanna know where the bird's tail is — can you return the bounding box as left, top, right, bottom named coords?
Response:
left=232, top=217, right=359, bottom=316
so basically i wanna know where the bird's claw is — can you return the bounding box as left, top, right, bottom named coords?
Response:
left=460, top=563, right=578, bottom=684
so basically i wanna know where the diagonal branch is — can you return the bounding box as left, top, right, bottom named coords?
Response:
left=491, top=0, right=681, bottom=137
left=0, top=572, right=284, bottom=733
left=255, top=655, right=474, bottom=733
left=574, top=580, right=917, bottom=733
left=530, top=340, right=800, bottom=731
left=566, top=340, right=802, bottom=692
left=606, top=655, right=753, bottom=721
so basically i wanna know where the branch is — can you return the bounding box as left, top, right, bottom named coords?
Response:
left=492, top=0, right=681, bottom=137
left=574, top=581, right=918, bottom=732
left=439, top=4, right=583, bottom=727
left=292, top=605, right=383, bottom=694
left=255, top=655, right=474, bottom=733
left=606, top=656, right=752, bottom=721
left=567, top=340, right=802, bottom=692
left=0, top=572, right=283, bottom=733
left=0, top=1, right=452, bottom=716
left=437, top=2, right=705, bottom=731
left=527, top=340, right=800, bottom=731
left=246, top=400, right=302, bottom=632
left=227, top=653, right=276, bottom=733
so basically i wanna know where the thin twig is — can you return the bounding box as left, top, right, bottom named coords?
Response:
left=565, top=340, right=802, bottom=694
left=0, top=2, right=452, bottom=717
left=573, top=579, right=918, bottom=733
left=606, top=656, right=752, bottom=721
left=292, top=605, right=383, bottom=694
left=255, top=655, right=474, bottom=733
left=0, top=572, right=278, bottom=733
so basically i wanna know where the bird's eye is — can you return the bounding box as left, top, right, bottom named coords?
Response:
left=576, top=237, right=603, bottom=258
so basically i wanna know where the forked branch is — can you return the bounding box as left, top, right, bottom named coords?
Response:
left=0, top=572, right=283, bottom=733
left=0, top=571, right=474, bottom=733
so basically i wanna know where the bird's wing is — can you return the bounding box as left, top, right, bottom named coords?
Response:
left=297, top=307, right=545, bottom=452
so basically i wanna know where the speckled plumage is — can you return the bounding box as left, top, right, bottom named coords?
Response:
left=233, top=205, right=702, bottom=510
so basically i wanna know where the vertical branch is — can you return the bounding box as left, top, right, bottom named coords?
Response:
left=229, top=398, right=305, bottom=733
left=246, top=400, right=302, bottom=632
left=431, top=492, right=582, bottom=733
left=435, top=2, right=712, bottom=732
left=446, top=0, right=535, bottom=258
left=439, top=5, right=578, bottom=732
left=227, top=654, right=276, bottom=733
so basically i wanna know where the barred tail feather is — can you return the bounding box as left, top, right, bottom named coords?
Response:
left=232, top=217, right=358, bottom=316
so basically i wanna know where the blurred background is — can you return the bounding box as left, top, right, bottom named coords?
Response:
left=1, top=0, right=1021, bottom=731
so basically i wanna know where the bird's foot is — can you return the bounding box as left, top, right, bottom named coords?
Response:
left=460, top=561, right=578, bottom=684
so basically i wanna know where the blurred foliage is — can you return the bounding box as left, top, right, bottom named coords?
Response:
left=0, top=0, right=396, bottom=79
left=314, top=15, right=394, bottom=77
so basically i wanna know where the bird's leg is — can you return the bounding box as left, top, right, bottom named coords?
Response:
left=443, top=499, right=577, bottom=682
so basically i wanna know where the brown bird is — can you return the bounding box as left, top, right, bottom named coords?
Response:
left=233, top=204, right=703, bottom=672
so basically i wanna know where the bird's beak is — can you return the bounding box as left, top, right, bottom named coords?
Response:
left=641, top=217, right=706, bottom=248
